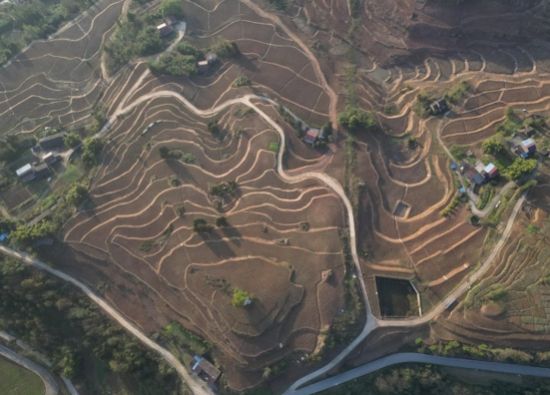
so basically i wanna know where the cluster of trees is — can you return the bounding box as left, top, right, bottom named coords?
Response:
left=105, top=11, right=170, bottom=72
left=159, top=146, right=196, bottom=163
left=445, top=81, right=471, bottom=104
left=65, top=182, right=89, bottom=207
left=209, top=181, right=238, bottom=197
left=482, top=135, right=506, bottom=156
left=160, top=0, right=184, bottom=18
left=321, top=363, right=550, bottom=395
left=149, top=51, right=199, bottom=77
left=338, top=106, right=376, bottom=132
left=9, top=219, right=57, bottom=246
left=0, top=0, right=94, bottom=65
left=82, top=137, right=104, bottom=168
left=63, top=131, right=82, bottom=148
left=0, top=135, right=36, bottom=163
left=0, top=257, right=180, bottom=393
left=505, top=157, right=537, bottom=180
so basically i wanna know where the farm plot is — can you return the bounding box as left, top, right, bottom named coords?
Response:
left=61, top=97, right=347, bottom=390
left=0, top=0, right=124, bottom=136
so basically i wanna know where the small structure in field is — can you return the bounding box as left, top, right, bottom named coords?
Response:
left=191, top=356, right=221, bottom=383
left=38, top=132, right=65, bottom=151
left=429, top=98, right=449, bottom=115
left=303, top=128, right=320, bottom=145
left=197, top=53, right=219, bottom=73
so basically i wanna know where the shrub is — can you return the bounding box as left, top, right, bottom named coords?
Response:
left=338, top=106, right=376, bottom=131
left=160, top=0, right=184, bottom=18
left=505, top=158, right=537, bottom=181
left=149, top=52, right=197, bottom=76
left=64, top=132, right=81, bottom=148
left=192, top=218, right=212, bottom=233
left=66, top=183, right=88, bottom=207
left=232, top=288, right=252, bottom=307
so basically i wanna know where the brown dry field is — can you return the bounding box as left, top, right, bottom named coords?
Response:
left=6, top=0, right=550, bottom=391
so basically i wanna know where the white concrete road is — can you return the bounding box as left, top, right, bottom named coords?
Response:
left=291, top=352, right=550, bottom=395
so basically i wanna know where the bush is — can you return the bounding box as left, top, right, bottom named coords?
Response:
left=66, top=183, right=88, bottom=207
left=10, top=220, right=57, bottom=246
left=160, top=0, right=184, bottom=18
left=81, top=138, right=104, bottom=168
left=505, top=158, right=537, bottom=181
left=232, top=288, right=252, bottom=307
left=338, top=106, right=376, bottom=131
left=193, top=218, right=212, bottom=233
left=149, top=52, right=198, bottom=76
left=64, top=132, right=81, bottom=148
left=482, top=136, right=506, bottom=156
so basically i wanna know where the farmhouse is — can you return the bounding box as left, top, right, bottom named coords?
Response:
left=197, top=53, right=219, bottom=73
left=191, top=356, right=221, bottom=383
left=303, top=128, right=321, bottom=145
left=430, top=98, right=449, bottom=115
left=519, top=138, right=537, bottom=158
left=484, top=163, right=499, bottom=179
left=38, top=132, right=65, bottom=151
left=16, top=163, right=34, bottom=182
left=156, top=22, right=173, bottom=37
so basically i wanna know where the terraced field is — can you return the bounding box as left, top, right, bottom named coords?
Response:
left=4, top=0, right=550, bottom=392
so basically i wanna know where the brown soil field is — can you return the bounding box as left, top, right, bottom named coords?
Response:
left=6, top=0, right=550, bottom=391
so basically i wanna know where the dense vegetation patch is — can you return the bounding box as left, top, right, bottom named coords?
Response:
left=0, top=257, right=181, bottom=393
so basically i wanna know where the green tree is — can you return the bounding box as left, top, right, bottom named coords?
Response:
left=232, top=288, right=252, bottom=307
left=64, top=131, right=81, bottom=148
left=160, top=0, right=184, bottom=18
left=193, top=218, right=212, bottom=233
left=82, top=137, right=104, bottom=168
left=482, top=136, right=506, bottom=156
left=66, top=183, right=88, bottom=207
left=338, top=106, right=376, bottom=131
left=505, top=158, right=537, bottom=181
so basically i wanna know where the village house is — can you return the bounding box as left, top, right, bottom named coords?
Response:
left=38, top=132, right=65, bottom=151
left=197, top=53, right=219, bottom=73
left=191, top=356, right=221, bottom=384
left=16, top=163, right=34, bottom=182
left=303, top=128, right=320, bottom=145
left=519, top=138, right=537, bottom=158
left=156, top=22, right=173, bottom=37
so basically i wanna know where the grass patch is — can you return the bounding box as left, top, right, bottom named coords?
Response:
left=445, top=81, right=471, bottom=104
left=268, top=141, right=279, bottom=153
left=0, top=356, right=44, bottom=395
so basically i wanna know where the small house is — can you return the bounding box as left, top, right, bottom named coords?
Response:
left=197, top=60, right=210, bottom=73
left=38, top=132, right=65, bottom=151
left=156, top=22, right=173, bottom=37
left=519, top=138, right=536, bottom=158
left=484, top=163, right=499, bottom=179
left=430, top=98, right=449, bottom=116
left=191, top=356, right=221, bottom=383
left=303, top=128, right=320, bottom=145
left=16, top=163, right=35, bottom=182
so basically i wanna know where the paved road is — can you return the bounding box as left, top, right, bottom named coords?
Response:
left=0, top=343, right=59, bottom=395
left=0, top=245, right=213, bottom=395
left=291, top=352, right=550, bottom=395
